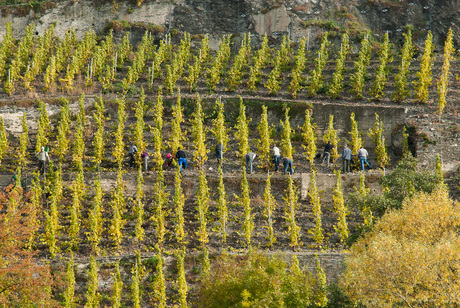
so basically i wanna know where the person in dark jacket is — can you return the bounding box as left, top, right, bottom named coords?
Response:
left=129, top=144, right=138, bottom=168
left=321, top=141, right=334, bottom=167
left=342, top=144, right=352, bottom=173
left=176, top=148, right=187, bottom=172
left=216, top=142, right=223, bottom=164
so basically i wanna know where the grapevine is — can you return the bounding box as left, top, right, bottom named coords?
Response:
left=333, top=171, right=348, bottom=244
left=93, top=96, right=105, bottom=172
left=174, top=167, right=186, bottom=244
left=308, top=33, right=330, bottom=96
left=196, top=170, right=210, bottom=245
left=393, top=28, right=414, bottom=102
left=370, top=32, right=393, bottom=99
left=84, top=256, right=100, bottom=308
left=248, top=34, right=270, bottom=91
left=414, top=31, right=434, bottom=103
left=437, top=28, right=454, bottom=117
left=358, top=171, right=373, bottom=228
left=0, top=117, right=8, bottom=165
left=367, top=113, right=389, bottom=169
left=112, top=261, right=123, bottom=308
left=280, top=106, right=294, bottom=159
left=349, top=112, right=362, bottom=155
left=263, top=174, right=276, bottom=247
left=283, top=175, right=301, bottom=248
left=153, top=249, right=167, bottom=308
left=134, top=87, right=147, bottom=162
left=191, top=94, right=208, bottom=168
left=301, top=109, right=317, bottom=166
left=216, top=165, right=228, bottom=244
left=308, top=170, right=323, bottom=248
left=323, top=114, right=340, bottom=162
left=87, top=177, right=104, bottom=254
left=234, top=97, right=251, bottom=163
left=264, top=53, right=282, bottom=95
left=63, top=253, right=76, bottom=308
left=153, top=170, right=169, bottom=247
left=112, top=96, right=127, bottom=170
left=237, top=167, right=253, bottom=248
left=207, top=35, right=231, bottom=91
left=169, top=90, right=186, bottom=158
left=289, top=37, right=306, bottom=98
left=226, top=33, right=251, bottom=91
left=176, top=246, right=188, bottom=308
left=0, top=22, right=13, bottom=82
left=69, top=167, right=85, bottom=250
left=210, top=97, right=230, bottom=155
left=256, top=105, right=274, bottom=171
left=56, top=100, right=71, bottom=162
left=350, top=34, right=372, bottom=99
left=134, top=166, right=145, bottom=243
left=327, top=33, right=350, bottom=98
left=109, top=169, right=126, bottom=253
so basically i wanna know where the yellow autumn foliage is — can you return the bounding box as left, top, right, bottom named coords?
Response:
left=343, top=186, right=460, bottom=307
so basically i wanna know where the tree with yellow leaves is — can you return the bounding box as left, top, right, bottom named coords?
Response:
left=343, top=187, right=460, bottom=307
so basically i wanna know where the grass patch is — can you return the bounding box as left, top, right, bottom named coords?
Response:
left=106, top=20, right=164, bottom=34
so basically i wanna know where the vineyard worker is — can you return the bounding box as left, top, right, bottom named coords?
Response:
left=216, top=142, right=223, bottom=164
left=176, top=148, right=187, bottom=173
left=11, top=172, right=18, bottom=188
left=358, top=146, right=372, bottom=171
left=245, top=152, right=256, bottom=174
left=342, top=144, right=352, bottom=173
left=141, top=151, right=149, bottom=171
left=129, top=144, right=138, bottom=168
left=36, top=146, right=50, bottom=175
left=273, top=145, right=281, bottom=172
left=283, top=156, right=293, bottom=175
left=164, top=152, right=173, bottom=170
left=321, top=140, right=334, bottom=167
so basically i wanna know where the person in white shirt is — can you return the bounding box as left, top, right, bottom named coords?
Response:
left=36, top=146, right=50, bottom=175
left=273, top=145, right=280, bottom=172
left=357, top=146, right=371, bottom=171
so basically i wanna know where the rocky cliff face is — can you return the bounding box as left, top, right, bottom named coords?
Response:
left=1, top=0, right=460, bottom=49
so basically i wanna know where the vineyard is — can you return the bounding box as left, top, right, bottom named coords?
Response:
left=0, top=21, right=459, bottom=307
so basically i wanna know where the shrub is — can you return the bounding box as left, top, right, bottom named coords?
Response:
left=343, top=187, right=460, bottom=307
left=348, top=155, right=441, bottom=219
left=197, top=251, right=324, bottom=307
